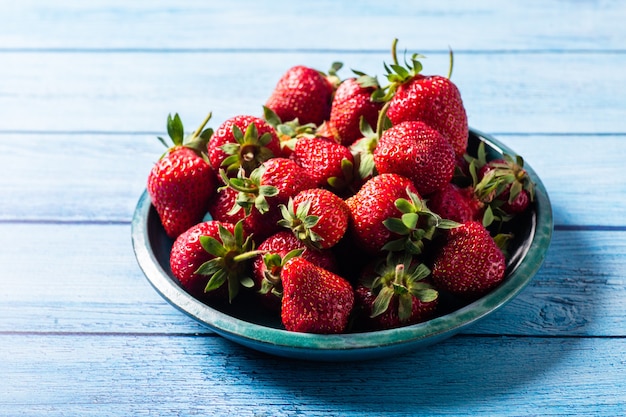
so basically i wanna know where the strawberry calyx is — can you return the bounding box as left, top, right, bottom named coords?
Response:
left=362, top=252, right=438, bottom=322
left=263, top=105, right=317, bottom=154
left=466, top=142, right=536, bottom=227
left=277, top=198, right=322, bottom=249
left=352, top=69, right=381, bottom=91
left=157, top=112, right=214, bottom=163
left=220, top=122, right=275, bottom=176
left=382, top=188, right=460, bottom=254
left=325, top=61, right=344, bottom=90
left=373, top=38, right=426, bottom=103
left=350, top=96, right=394, bottom=183
left=218, top=167, right=279, bottom=216
left=349, top=117, right=380, bottom=181
left=194, top=220, right=266, bottom=303
left=326, top=157, right=356, bottom=193
left=259, top=248, right=304, bottom=297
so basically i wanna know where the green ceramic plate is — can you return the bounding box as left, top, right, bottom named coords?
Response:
left=131, top=128, right=553, bottom=361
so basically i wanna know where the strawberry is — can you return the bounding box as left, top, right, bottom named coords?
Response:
left=348, top=118, right=382, bottom=187
left=217, top=157, right=317, bottom=243
left=222, top=158, right=316, bottom=214
left=354, top=253, right=438, bottom=331
left=169, top=220, right=260, bottom=302
left=427, top=182, right=483, bottom=224
left=207, top=186, right=245, bottom=226
left=278, top=188, right=350, bottom=249
left=373, top=120, right=456, bottom=196
left=253, top=230, right=338, bottom=312
left=262, top=106, right=317, bottom=157
left=346, top=173, right=456, bottom=254
left=207, top=115, right=281, bottom=177
left=431, top=220, right=506, bottom=298
left=290, top=136, right=355, bottom=192
left=280, top=257, right=354, bottom=334
left=328, top=74, right=383, bottom=146
left=265, top=64, right=339, bottom=126
left=207, top=184, right=281, bottom=244
left=466, top=142, right=536, bottom=226
left=380, top=39, right=468, bottom=158
left=147, top=113, right=216, bottom=239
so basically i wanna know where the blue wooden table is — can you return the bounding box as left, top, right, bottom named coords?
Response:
left=2, top=1, right=625, bottom=415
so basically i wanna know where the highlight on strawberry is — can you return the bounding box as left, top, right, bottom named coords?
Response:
left=145, top=39, right=536, bottom=334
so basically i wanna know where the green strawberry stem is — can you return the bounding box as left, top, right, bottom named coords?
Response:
left=391, top=38, right=400, bottom=66
left=192, top=111, right=213, bottom=140
left=375, top=100, right=392, bottom=141
left=194, top=221, right=266, bottom=303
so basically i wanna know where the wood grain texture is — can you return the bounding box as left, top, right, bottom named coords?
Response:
left=1, top=134, right=623, bottom=227
left=3, top=0, right=625, bottom=51
left=2, top=1, right=625, bottom=415
left=1, top=334, right=624, bottom=416
left=1, top=224, right=624, bottom=337
left=0, top=52, right=624, bottom=134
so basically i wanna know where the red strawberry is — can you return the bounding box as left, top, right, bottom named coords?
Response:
left=253, top=231, right=338, bottom=312
left=347, top=173, right=456, bottom=254
left=374, top=120, right=456, bottom=196
left=207, top=186, right=245, bottom=225
left=476, top=157, right=535, bottom=215
left=147, top=113, right=216, bottom=239
left=348, top=120, right=380, bottom=187
left=217, top=157, right=317, bottom=243
left=281, top=257, right=354, bottom=334
left=263, top=106, right=318, bottom=157
left=354, top=253, right=438, bottom=331
left=265, top=64, right=338, bottom=126
left=381, top=39, right=468, bottom=157
left=427, top=182, right=483, bottom=224
left=328, top=75, right=383, bottom=146
left=208, top=115, right=281, bottom=177
left=207, top=185, right=281, bottom=244
left=290, top=136, right=355, bottom=193
left=278, top=188, right=350, bottom=249
left=467, top=142, right=536, bottom=226
left=222, top=157, right=316, bottom=214
left=431, top=220, right=506, bottom=298
left=169, top=220, right=260, bottom=302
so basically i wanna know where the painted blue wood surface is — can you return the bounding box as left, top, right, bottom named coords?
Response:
left=1, top=1, right=625, bottom=416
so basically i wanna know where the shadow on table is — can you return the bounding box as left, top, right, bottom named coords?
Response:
left=211, top=204, right=606, bottom=413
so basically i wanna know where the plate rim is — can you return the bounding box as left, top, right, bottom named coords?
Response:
left=131, top=128, right=553, bottom=360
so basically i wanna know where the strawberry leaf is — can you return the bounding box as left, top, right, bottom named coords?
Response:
left=199, top=235, right=228, bottom=258
left=227, top=271, right=240, bottom=302
left=239, top=276, right=255, bottom=289
left=167, top=113, right=184, bottom=146
left=195, top=258, right=222, bottom=276
left=383, top=218, right=410, bottom=235
left=394, top=198, right=415, bottom=214
left=483, top=205, right=495, bottom=228
left=413, top=288, right=438, bottom=303
left=435, top=219, right=461, bottom=229
left=218, top=224, right=236, bottom=249
left=398, top=293, right=413, bottom=322
left=205, top=269, right=227, bottom=293
left=401, top=213, right=419, bottom=230
left=371, top=287, right=394, bottom=318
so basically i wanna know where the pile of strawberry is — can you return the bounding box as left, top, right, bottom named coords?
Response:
left=146, top=40, right=535, bottom=334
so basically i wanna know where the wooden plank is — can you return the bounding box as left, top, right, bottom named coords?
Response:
left=0, top=52, right=625, bottom=134
left=1, top=133, right=623, bottom=227
left=3, top=0, right=625, bottom=51
left=1, top=333, right=624, bottom=416
left=1, top=224, right=624, bottom=337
